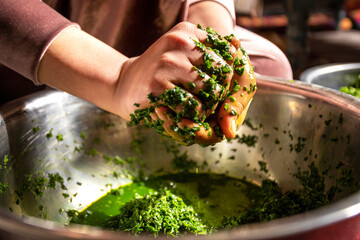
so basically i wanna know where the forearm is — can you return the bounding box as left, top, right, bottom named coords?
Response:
left=37, top=27, right=128, bottom=117
left=186, top=1, right=235, bottom=36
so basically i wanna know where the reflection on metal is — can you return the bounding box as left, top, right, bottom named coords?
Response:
left=0, top=76, right=360, bottom=239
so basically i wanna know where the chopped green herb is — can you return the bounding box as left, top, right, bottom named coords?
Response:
left=258, top=161, right=268, bottom=173
left=229, top=110, right=237, bottom=116
left=32, top=126, right=40, bottom=134
left=222, top=161, right=344, bottom=228
left=56, top=134, right=63, bottom=142
left=236, top=134, right=258, bottom=147
left=80, top=131, right=87, bottom=140
left=46, top=128, right=53, bottom=139
left=235, top=66, right=245, bottom=76
left=325, top=119, right=332, bottom=126
left=48, top=173, right=67, bottom=190
left=188, top=82, right=196, bottom=90
left=339, top=74, right=360, bottom=98
left=105, top=190, right=208, bottom=236
left=0, top=182, right=9, bottom=195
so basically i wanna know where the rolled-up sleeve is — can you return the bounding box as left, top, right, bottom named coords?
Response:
left=0, top=0, right=79, bottom=84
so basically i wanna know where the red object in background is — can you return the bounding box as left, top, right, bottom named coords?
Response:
left=236, top=13, right=337, bottom=30
left=345, top=0, right=360, bottom=28
left=236, top=0, right=360, bottom=30
left=345, top=0, right=360, bottom=11
left=350, top=9, right=360, bottom=24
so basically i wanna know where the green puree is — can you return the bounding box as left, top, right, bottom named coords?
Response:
left=69, top=173, right=261, bottom=234
left=69, top=182, right=155, bottom=227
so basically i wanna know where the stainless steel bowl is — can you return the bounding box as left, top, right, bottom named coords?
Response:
left=1, top=76, right=360, bottom=240
left=300, top=63, right=360, bottom=90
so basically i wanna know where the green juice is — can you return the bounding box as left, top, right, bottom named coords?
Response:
left=69, top=173, right=261, bottom=232
left=67, top=161, right=357, bottom=236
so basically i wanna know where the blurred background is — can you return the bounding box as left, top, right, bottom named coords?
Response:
left=235, top=0, right=360, bottom=79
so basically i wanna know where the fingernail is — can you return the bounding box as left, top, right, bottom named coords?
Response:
left=231, top=119, right=237, bottom=136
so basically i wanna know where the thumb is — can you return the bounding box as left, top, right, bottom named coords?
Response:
left=217, top=98, right=253, bottom=139
left=217, top=48, right=256, bottom=139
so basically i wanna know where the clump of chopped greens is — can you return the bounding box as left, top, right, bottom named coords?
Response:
left=46, top=128, right=53, bottom=139
left=339, top=74, right=360, bottom=98
left=14, top=172, right=67, bottom=204
left=340, top=86, right=360, bottom=98
left=56, top=134, right=63, bottom=142
left=32, top=126, right=40, bottom=134
left=0, top=155, right=11, bottom=195
left=67, top=159, right=359, bottom=236
left=0, top=183, right=9, bottom=195
left=235, top=133, right=258, bottom=147
left=221, top=161, right=356, bottom=228
left=129, top=25, right=255, bottom=145
left=0, top=155, right=9, bottom=170
left=104, top=190, right=208, bottom=236
left=47, top=172, right=67, bottom=190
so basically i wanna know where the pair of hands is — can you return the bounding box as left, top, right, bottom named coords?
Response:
left=115, top=22, right=256, bottom=145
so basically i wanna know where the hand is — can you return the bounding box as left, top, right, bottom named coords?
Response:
left=38, top=22, right=256, bottom=146
left=115, top=22, right=240, bottom=145
left=217, top=43, right=257, bottom=139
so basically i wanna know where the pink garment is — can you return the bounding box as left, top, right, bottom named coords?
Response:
left=0, top=0, right=78, bottom=83
left=235, top=26, right=293, bottom=80
left=67, top=0, right=184, bottom=59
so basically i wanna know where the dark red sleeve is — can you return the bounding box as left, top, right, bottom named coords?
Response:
left=0, top=0, right=79, bottom=84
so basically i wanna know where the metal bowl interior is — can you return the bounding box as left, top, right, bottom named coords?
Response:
left=0, top=76, right=360, bottom=240
left=299, top=63, right=360, bottom=90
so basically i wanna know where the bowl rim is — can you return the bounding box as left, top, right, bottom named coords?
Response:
left=299, top=62, right=360, bottom=85
left=0, top=76, right=360, bottom=240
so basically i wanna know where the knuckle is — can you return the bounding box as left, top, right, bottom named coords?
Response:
left=149, top=77, right=173, bottom=96
left=163, top=32, right=193, bottom=51
left=173, top=21, right=196, bottom=32
left=158, top=52, right=178, bottom=67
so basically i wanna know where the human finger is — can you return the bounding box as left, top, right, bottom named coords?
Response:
left=154, top=86, right=207, bottom=123
left=154, top=106, right=223, bottom=146
left=151, top=107, right=188, bottom=144
left=193, top=25, right=239, bottom=65
left=157, top=23, right=237, bottom=116
left=217, top=48, right=257, bottom=139
left=169, top=61, right=226, bottom=116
